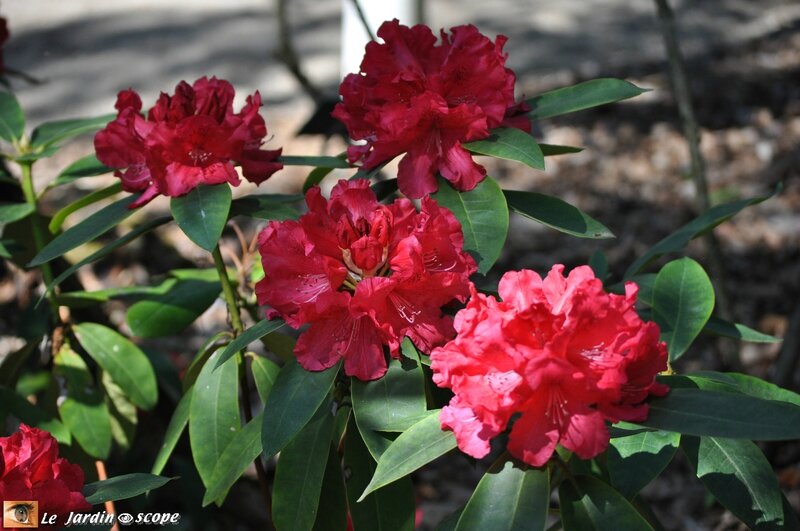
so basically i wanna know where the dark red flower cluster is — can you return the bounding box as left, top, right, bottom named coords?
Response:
left=95, top=76, right=282, bottom=207
left=0, top=425, right=91, bottom=529
left=431, top=265, right=668, bottom=467
left=256, top=179, right=476, bottom=380
left=332, top=20, right=530, bottom=199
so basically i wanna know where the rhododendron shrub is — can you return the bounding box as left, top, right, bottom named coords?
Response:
left=256, top=179, right=475, bottom=380
left=431, top=265, right=668, bottom=466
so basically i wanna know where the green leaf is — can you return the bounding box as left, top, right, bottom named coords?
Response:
left=683, top=436, right=784, bottom=530
left=249, top=354, right=280, bottom=403
left=704, top=317, right=781, bottom=343
left=83, top=473, right=172, bottom=504
left=0, top=91, right=24, bottom=143
left=30, top=114, right=115, bottom=150
left=126, top=279, right=221, bottom=338
left=230, top=193, right=302, bottom=220
left=455, top=454, right=549, bottom=531
left=344, top=417, right=415, bottom=531
left=189, top=350, right=240, bottom=488
left=0, top=203, right=34, bottom=225
left=463, top=128, right=544, bottom=171
left=49, top=154, right=112, bottom=188
left=624, top=191, right=774, bottom=278
left=215, top=319, right=285, bottom=368
left=608, top=430, right=680, bottom=498
left=273, top=401, right=336, bottom=531
left=170, top=184, right=232, bottom=252
left=652, top=258, right=715, bottom=361
left=504, top=190, right=614, bottom=239
left=49, top=182, right=122, bottom=234
left=102, top=370, right=138, bottom=451
left=261, top=358, right=341, bottom=458
left=202, top=412, right=264, bottom=506
left=527, top=78, right=647, bottom=120
left=151, top=389, right=192, bottom=475
left=637, top=388, right=800, bottom=439
left=54, top=346, right=112, bottom=459
left=73, top=323, right=158, bottom=410
left=312, top=446, right=348, bottom=531
left=304, top=166, right=335, bottom=193
left=371, top=178, right=399, bottom=201
left=0, top=386, right=71, bottom=444
left=432, top=176, right=508, bottom=274
left=278, top=155, right=350, bottom=168
left=686, top=372, right=800, bottom=407
left=360, top=410, right=457, bottom=500
left=29, top=193, right=140, bottom=266
left=182, top=331, right=231, bottom=392
left=559, top=475, right=654, bottom=531
left=540, top=144, right=583, bottom=156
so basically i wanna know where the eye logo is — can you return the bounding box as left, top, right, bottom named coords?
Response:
left=3, top=501, right=38, bottom=528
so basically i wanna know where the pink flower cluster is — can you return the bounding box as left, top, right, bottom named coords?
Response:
left=95, top=76, right=282, bottom=207
left=332, top=20, right=530, bottom=199
left=256, top=179, right=476, bottom=380
left=431, top=265, right=668, bottom=466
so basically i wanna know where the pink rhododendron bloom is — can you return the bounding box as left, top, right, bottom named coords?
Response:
left=0, top=424, right=91, bottom=529
left=94, top=76, right=282, bottom=207
left=430, top=265, right=668, bottom=467
left=256, top=179, right=476, bottom=380
left=332, top=20, right=530, bottom=199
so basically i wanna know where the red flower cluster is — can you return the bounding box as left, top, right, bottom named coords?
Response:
left=431, top=265, right=668, bottom=466
left=0, top=425, right=91, bottom=528
left=256, top=179, right=476, bottom=380
left=95, top=76, right=282, bottom=208
left=332, top=20, right=530, bottom=199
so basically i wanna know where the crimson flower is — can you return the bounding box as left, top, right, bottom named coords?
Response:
left=0, top=424, right=91, bottom=529
left=332, top=19, right=530, bottom=199
left=95, top=76, right=282, bottom=208
left=256, top=179, right=476, bottom=380
left=430, top=265, right=668, bottom=467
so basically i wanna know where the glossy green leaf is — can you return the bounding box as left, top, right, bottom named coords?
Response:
left=29, top=193, right=140, bottom=266
left=278, top=155, right=350, bottom=168
left=559, top=475, right=654, bottom=531
left=360, top=410, right=457, bottom=500
left=0, top=91, right=24, bottom=142
left=505, top=190, right=614, bottom=239
left=463, top=128, right=544, bottom=170
left=261, top=358, right=340, bottom=459
left=432, top=176, right=508, bottom=274
left=273, top=401, right=335, bottom=531
left=215, top=319, right=285, bottom=368
left=526, top=78, right=647, bottom=120
left=249, top=354, right=280, bottom=403
left=102, top=371, right=138, bottom=451
left=170, top=184, right=232, bottom=252
left=704, top=317, right=781, bottom=343
left=30, top=113, right=115, bottom=150
left=73, top=323, right=158, bottom=410
left=151, top=389, right=192, bottom=475
left=637, top=388, right=800, bottom=439
left=202, top=412, right=264, bottom=506
left=686, top=372, right=800, bottom=407
left=312, top=445, right=348, bottom=531
left=683, top=436, right=784, bottom=530
left=345, top=417, right=415, bottom=531
left=0, top=386, right=71, bottom=444
left=182, top=331, right=231, bottom=392
left=84, top=474, right=172, bottom=504
left=608, top=430, right=680, bottom=498
left=455, top=454, right=549, bottom=531
left=540, top=144, right=583, bottom=156
left=49, top=154, right=112, bottom=188
left=126, top=279, right=220, bottom=338
left=48, top=182, right=122, bottom=234
left=230, top=193, right=302, bottom=221
left=0, top=203, right=33, bottom=225
left=189, top=350, right=240, bottom=488
left=652, top=258, right=715, bottom=361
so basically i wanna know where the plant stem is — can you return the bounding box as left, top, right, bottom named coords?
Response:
left=349, top=0, right=376, bottom=42
left=211, top=245, right=275, bottom=529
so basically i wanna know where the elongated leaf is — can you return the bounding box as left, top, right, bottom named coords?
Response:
left=73, top=323, right=158, bottom=410
left=624, top=191, right=774, bottom=278
left=304, top=166, right=335, bottom=193
left=30, top=114, right=115, bottom=150
left=504, top=190, right=614, bottom=239
left=687, top=372, right=800, bottom=407
left=127, top=279, right=220, bottom=337
left=432, top=176, right=508, bottom=274
left=360, top=410, right=457, bottom=500
left=683, top=436, right=784, bottom=530
left=0, top=91, right=24, bottom=142
left=527, top=78, right=647, bottom=120
left=215, top=319, right=285, bottom=368
left=151, top=389, right=192, bottom=475
left=540, top=144, right=583, bottom=156
left=230, top=194, right=302, bottom=221
left=312, top=446, right=348, bottom=531
left=652, top=258, right=715, bottom=361
left=29, top=194, right=140, bottom=266
left=49, top=154, right=112, bottom=188
left=273, top=401, right=335, bottom=531
left=84, top=474, right=172, bottom=504
left=608, top=430, right=680, bottom=498
left=170, top=184, right=232, bottom=252
left=249, top=354, right=280, bottom=403
left=559, top=475, right=654, bottom=531
left=189, top=350, right=240, bottom=487
left=261, top=359, right=340, bottom=458
left=463, top=128, right=544, bottom=170
left=0, top=386, right=71, bottom=444
left=278, top=155, right=350, bottom=168
left=704, top=317, right=781, bottom=343
left=202, top=412, right=264, bottom=506
left=48, top=182, right=122, bottom=233
left=102, top=370, right=138, bottom=450
left=0, top=203, right=33, bottom=225
left=637, top=388, right=800, bottom=439
left=456, top=454, right=549, bottom=531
